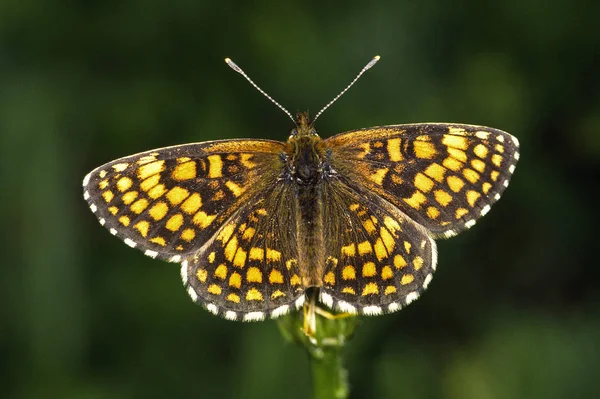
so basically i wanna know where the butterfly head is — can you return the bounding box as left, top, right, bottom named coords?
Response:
left=290, top=112, right=319, bottom=139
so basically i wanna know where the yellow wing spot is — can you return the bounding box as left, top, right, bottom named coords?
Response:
left=413, top=256, right=424, bottom=270
left=98, top=170, right=108, bottom=178
left=447, top=147, right=467, bottom=162
left=463, top=168, right=480, bottom=184
left=475, top=131, right=490, bottom=140
left=362, top=282, right=379, bottom=296
left=413, top=140, right=437, bottom=159
left=270, top=290, right=285, bottom=300
left=241, top=227, right=255, bottom=241
left=403, top=191, right=427, bottom=210
left=180, top=228, right=195, bottom=242
left=119, top=216, right=130, bottom=226
left=134, top=221, right=150, bottom=237
left=341, top=243, right=356, bottom=257
left=374, top=239, right=387, bottom=261
left=214, top=264, right=228, bottom=280
left=491, top=154, right=503, bottom=167
left=208, top=252, right=216, bottom=263
left=165, top=214, right=184, bottom=231
left=424, top=163, right=446, bottom=182
left=112, top=163, right=129, bottom=172
left=394, top=255, right=407, bottom=269
left=447, top=175, right=465, bottom=192
left=290, top=274, right=302, bottom=286
left=381, top=265, right=393, bottom=280
left=266, top=248, right=281, bottom=262
left=269, top=269, right=284, bottom=284
left=249, top=247, right=264, bottom=260
left=358, top=241, right=373, bottom=255
left=246, top=267, right=262, bottom=283
left=286, top=259, right=298, bottom=270
left=342, top=287, right=356, bottom=295
left=404, top=241, right=411, bottom=253
left=229, top=272, right=241, bottom=289
left=490, top=170, right=500, bottom=181
left=166, top=186, right=190, bottom=205
left=226, top=293, right=240, bottom=303
left=482, top=182, right=492, bottom=194
left=387, top=138, right=403, bottom=161
left=443, top=156, right=463, bottom=171
left=471, top=159, right=486, bottom=173
left=342, top=266, right=356, bottom=280
left=240, top=153, right=257, bottom=169
left=140, top=174, right=160, bottom=191
left=225, top=180, right=245, bottom=197
left=213, top=190, right=225, bottom=201
left=108, top=206, right=118, bottom=215
left=426, top=206, right=440, bottom=219
left=196, top=268, right=208, bottom=283
left=207, top=155, right=223, bottom=178
left=147, top=184, right=167, bottom=199
left=434, top=189, right=453, bottom=207
left=137, top=155, right=157, bottom=165
left=192, top=211, right=216, bottom=229
left=98, top=179, right=109, bottom=190
left=181, top=193, right=202, bottom=214
left=176, top=157, right=191, bottom=163
left=414, top=172, right=434, bottom=193
left=176, top=245, right=183, bottom=251
left=148, top=201, right=169, bottom=221
left=150, top=236, right=166, bottom=246
left=207, top=284, right=222, bottom=295
left=448, top=127, right=467, bottom=136
left=233, top=249, right=247, bottom=268
left=456, top=208, right=469, bottom=219
left=349, top=203, right=360, bottom=212
left=173, top=161, right=196, bottom=181
left=256, top=209, right=268, bottom=216
left=102, top=190, right=114, bottom=203
left=122, top=191, right=138, bottom=205
left=369, top=168, right=388, bottom=185
left=384, top=286, right=397, bottom=295
left=130, top=198, right=149, bottom=214
left=442, top=134, right=468, bottom=150
left=495, top=144, right=504, bottom=153
left=362, top=261, right=376, bottom=277
left=401, top=274, right=415, bottom=285
left=380, top=227, right=395, bottom=252
left=226, top=154, right=237, bottom=161
left=116, top=177, right=133, bottom=192
left=384, top=216, right=401, bottom=233
left=324, top=271, right=336, bottom=285
left=473, top=144, right=489, bottom=158
left=138, top=160, right=165, bottom=180
left=373, top=141, right=384, bottom=148
left=224, top=236, right=238, bottom=262
left=362, top=219, right=377, bottom=234
left=326, top=256, right=339, bottom=267
left=246, top=288, right=264, bottom=301
left=466, top=190, right=481, bottom=207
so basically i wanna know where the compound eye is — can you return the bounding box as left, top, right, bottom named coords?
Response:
left=290, top=128, right=298, bottom=136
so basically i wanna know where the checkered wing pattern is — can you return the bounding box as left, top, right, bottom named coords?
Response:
left=319, top=179, right=437, bottom=315
left=325, top=124, right=520, bottom=238
left=83, top=139, right=286, bottom=262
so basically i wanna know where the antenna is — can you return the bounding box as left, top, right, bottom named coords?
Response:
left=225, top=58, right=295, bottom=123
left=313, top=55, right=380, bottom=122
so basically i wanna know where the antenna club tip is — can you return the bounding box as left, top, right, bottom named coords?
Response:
left=224, top=57, right=232, bottom=63
left=374, top=55, right=381, bottom=60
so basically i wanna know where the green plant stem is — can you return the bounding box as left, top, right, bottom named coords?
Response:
left=276, top=299, right=358, bottom=399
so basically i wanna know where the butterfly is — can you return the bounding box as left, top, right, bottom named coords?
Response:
left=83, top=56, right=519, bottom=328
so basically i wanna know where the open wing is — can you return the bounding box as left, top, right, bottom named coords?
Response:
left=324, top=124, right=519, bottom=238
left=83, top=139, right=287, bottom=262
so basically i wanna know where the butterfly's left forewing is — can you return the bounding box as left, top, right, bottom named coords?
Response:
left=83, top=139, right=287, bottom=262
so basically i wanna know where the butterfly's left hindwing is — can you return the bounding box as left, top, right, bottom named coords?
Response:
left=83, top=139, right=286, bottom=262
left=325, top=124, right=520, bottom=238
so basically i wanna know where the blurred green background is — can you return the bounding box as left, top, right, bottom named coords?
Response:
left=2, top=1, right=599, bottom=398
